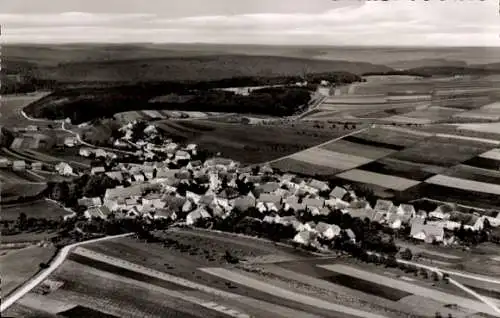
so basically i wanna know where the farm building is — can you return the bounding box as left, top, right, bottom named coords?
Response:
left=330, top=186, right=348, bottom=200
left=91, top=166, right=106, bottom=175
left=233, top=195, right=256, bottom=211
left=84, top=206, right=112, bottom=220
left=55, top=162, right=73, bottom=176
left=410, top=219, right=444, bottom=243
left=31, top=162, right=43, bottom=170
left=64, top=137, right=78, bottom=147
left=78, top=197, right=103, bottom=208
left=315, top=222, right=341, bottom=240
left=12, top=160, right=26, bottom=172
left=0, top=157, right=12, bottom=168
left=293, top=230, right=316, bottom=245
left=186, top=208, right=211, bottom=225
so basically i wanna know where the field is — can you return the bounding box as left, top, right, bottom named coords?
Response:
left=1, top=200, right=73, bottom=221
left=158, top=120, right=356, bottom=164
left=1, top=245, right=56, bottom=297
left=1, top=183, right=47, bottom=202
left=390, top=136, right=494, bottom=167
left=336, top=169, right=421, bottom=191
left=320, top=139, right=396, bottom=160
left=287, top=148, right=373, bottom=172
left=0, top=92, right=52, bottom=128
left=318, top=264, right=497, bottom=317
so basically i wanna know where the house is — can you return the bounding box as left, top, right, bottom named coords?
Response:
left=185, top=144, right=197, bottom=152
left=257, top=194, right=282, bottom=206
left=31, top=162, right=43, bottom=170
left=345, top=229, right=356, bottom=243
left=55, top=162, right=73, bottom=176
left=186, top=160, right=202, bottom=170
left=308, top=179, right=329, bottom=192
left=303, top=198, right=325, bottom=210
left=293, top=230, right=316, bottom=245
left=325, top=198, right=350, bottom=210
left=95, top=149, right=107, bottom=158
left=132, top=174, right=145, bottom=183
left=233, top=195, right=256, bottom=211
left=154, top=209, right=177, bottom=221
left=374, top=199, right=394, bottom=214
left=156, top=169, right=179, bottom=179
left=64, top=137, right=77, bottom=147
left=105, top=171, right=124, bottom=182
left=78, top=197, right=102, bottom=208
left=91, top=166, right=106, bottom=175
left=284, top=196, right=305, bottom=212
left=410, top=221, right=444, bottom=243
left=0, top=157, right=11, bottom=168
left=104, top=185, right=143, bottom=200
left=256, top=182, right=280, bottom=194
left=315, top=222, right=341, bottom=240
left=175, top=150, right=191, bottom=161
left=182, top=200, right=194, bottom=213
left=144, top=125, right=158, bottom=135
left=329, top=186, right=348, bottom=200
left=84, top=206, right=112, bottom=220
left=79, top=148, right=93, bottom=157
left=12, top=160, right=26, bottom=172
left=186, top=208, right=211, bottom=225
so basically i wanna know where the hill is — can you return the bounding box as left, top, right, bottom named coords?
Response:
left=388, top=59, right=468, bottom=70
left=24, top=55, right=391, bottom=83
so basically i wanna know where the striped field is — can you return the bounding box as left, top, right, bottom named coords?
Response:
left=336, top=169, right=421, bottom=191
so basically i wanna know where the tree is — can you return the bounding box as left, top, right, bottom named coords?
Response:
left=432, top=271, right=440, bottom=281
left=400, top=248, right=413, bottom=261
left=17, top=212, right=28, bottom=230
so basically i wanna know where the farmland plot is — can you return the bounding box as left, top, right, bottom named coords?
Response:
left=319, top=264, right=497, bottom=317
left=336, top=169, right=421, bottom=191
left=443, top=164, right=500, bottom=185
left=357, top=157, right=444, bottom=181
left=290, top=148, right=373, bottom=172
left=479, top=148, right=500, bottom=161
left=1, top=199, right=74, bottom=221
left=271, top=157, right=341, bottom=176
left=350, top=127, right=427, bottom=149
left=425, top=175, right=500, bottom=196
left=402, top=106, right=465, bottom=120
left=320, top=140, right=395, bottom=160
left=391, top=136, right=494, bottom=167
left=1, top=246, right=56, bottom=296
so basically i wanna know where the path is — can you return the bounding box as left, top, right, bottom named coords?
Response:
left=0, top=233, right=133, bottom=312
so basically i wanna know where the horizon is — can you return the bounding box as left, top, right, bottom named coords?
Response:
left=1, top=0, right=499, bottom=46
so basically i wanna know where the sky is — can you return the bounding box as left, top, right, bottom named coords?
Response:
left=1, top=0, right=499, bottom=46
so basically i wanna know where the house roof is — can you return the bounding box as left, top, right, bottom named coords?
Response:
left=399, top=204, right=416, bottom=215
left=234, top=196, right=256, bottom=210
left=105, top=171, right=124, bottom=181
left=258, top=194, right=282, bottom=205
left=374, top=199, right=394, bottom=212
left=257, top=182, right=280, bottom=193
left=303, top=198, right=325, bottom=208
left=410, top=222, right=444, bottom=239
left=330, top=186, right=348, bottom=199
left=104, top=185, right=143, bottom=199
left=308, top=179, right=329, bottom=191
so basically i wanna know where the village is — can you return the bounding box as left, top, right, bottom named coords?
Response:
left=4, top=119, right=499, bottom=254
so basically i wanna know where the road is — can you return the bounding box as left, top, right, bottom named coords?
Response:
left=263, top=126, right=370, bottom=165
left=0, top=233, right=133, bottom=312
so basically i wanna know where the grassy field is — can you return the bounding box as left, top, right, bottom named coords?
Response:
left=0, top=245, right=56, bottom=297
left=271, top=157, right=341, bottom=176
left=1, top=200, right=73, bottom=221
left=320, top=139, right=396, bottom=160
left=158, top=120, right=354, bottom=164
left=390, top=136, right=494, bottom=167
left=336, top=169, right=421, bottom=191
left=319, top=264, right=496, bottom=316
left=1, top=183, right=47, bottom=202
left=357, top=157, right=444, bottom=181
left=288, top=148, right=373, bottom=172
left=0, top=92, right=52, bottom=128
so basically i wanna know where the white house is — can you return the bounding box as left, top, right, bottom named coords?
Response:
left=79, top=148, right=92, bottom=157
left=186, top=208, right=211, bottom=225
left=315, top=222, right=341, bottom=240
left=78, top=197, right=102, bottom=208
left=55, top=162, right=73, bottom=176
left=410, top=220, right=444, bottom=243
left=293, top=230, right=316, bottom=246
left=12, top=160, right=26, bottom=172
left=64, top=137, right=77, bottom=147
left=91, top=166, right=106, bottom=175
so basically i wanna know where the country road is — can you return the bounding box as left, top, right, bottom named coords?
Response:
left=0, top=233, right=133, bottom=312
